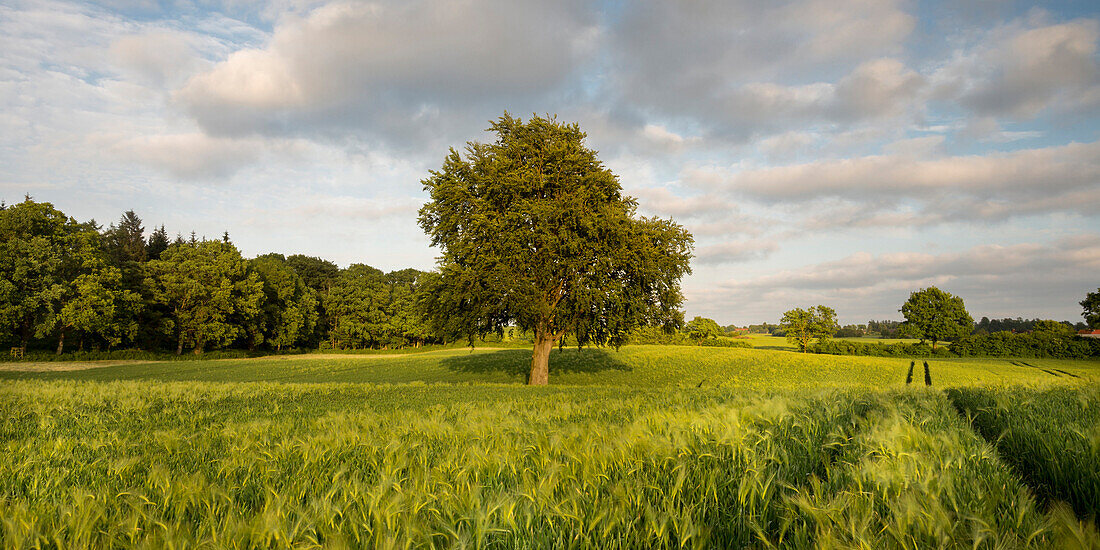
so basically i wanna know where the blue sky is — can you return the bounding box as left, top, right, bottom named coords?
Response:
left=2, top=0, right=1098, bottom=325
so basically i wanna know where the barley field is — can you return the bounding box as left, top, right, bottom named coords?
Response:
left=2, top=346, right=1099, bottom=548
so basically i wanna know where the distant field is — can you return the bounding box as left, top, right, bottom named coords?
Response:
left=2, top=345, right=1098, bottom=389
left=737, top=333, right=923, bottom=349
left=2, top=345, right=1098, bottom=547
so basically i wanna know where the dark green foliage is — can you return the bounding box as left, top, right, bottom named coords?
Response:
left=810, top=340, right=952, bottom=357
left=947, top=386, right=1100, bottom=526
left=906, top=361, right=914, bottom=384
left=103, top=210, right=147, bottom=264
left=1082, top=288, right=1100, bottom=329
left=249, top=254, right=319, bottom=350
left=145, top=240, right=264, bottom=354
left=0, top=199, right=73, bottom=348
left=950, top=331, right=1100, bottom=358
left=145, top=225, right=170, bottom=261
left=923, top=361, right=931, bottom=386
left=418, top=113, right=693, bottom=384
left=899, top=286, right=973, bottom=348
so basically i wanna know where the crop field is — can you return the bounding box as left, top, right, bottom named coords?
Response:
left=2, top=346, right=1099, bottom=548
left=3, top=345, right=1098, bottom=389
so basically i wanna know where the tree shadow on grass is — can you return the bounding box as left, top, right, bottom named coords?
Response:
left=442, top=348, right=633, bottom=377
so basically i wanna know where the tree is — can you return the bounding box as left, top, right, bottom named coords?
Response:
left=146, top=225, right=170, bottom=261
left=780, top=305, right=838, bottom=352
left=104, top=210, right=147, bottom=263
left=1082, top=288, right=1100, bottom=329
left=145, top=240, right=263, bottom=354
left=899, top=286, right=973, bottom=348
left=419, top=114, right=693, bottom=385
left=0, top=198, right=72, bottom=350
left=47, top=226, right=140, bottom=353
left=684, top=316, right=722, bottom=341
left=250, top=254, right=318, bottom=350
left=323, top=264, right=387, bottom=349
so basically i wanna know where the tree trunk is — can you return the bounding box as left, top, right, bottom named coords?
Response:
left=56, top=329, right=65, bottom=355
left=529, top=331, right=554, bottom=385
left=176, top=338, right=184, bottom=355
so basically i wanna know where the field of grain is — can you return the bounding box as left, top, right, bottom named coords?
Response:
left=2, top=346, right=1099, bottom=548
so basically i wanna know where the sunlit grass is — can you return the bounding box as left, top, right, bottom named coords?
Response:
left=2, top=345, right=1097, bottom=389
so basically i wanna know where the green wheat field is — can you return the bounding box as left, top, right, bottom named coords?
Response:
left=3, top=345, right=1099, bottom=548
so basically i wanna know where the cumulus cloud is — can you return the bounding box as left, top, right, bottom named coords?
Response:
left=934, top=17, right=1100, bottom=120
left=685, top=140, right=1100, bottom=225
left=175, top=0, right=599, bottom=144
left=608, top=0, right=918, bottom=139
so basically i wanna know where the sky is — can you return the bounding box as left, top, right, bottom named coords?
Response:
left=1, top=0, right=1098, bottom=326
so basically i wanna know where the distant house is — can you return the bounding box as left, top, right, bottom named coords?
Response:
left=1079, top=329, right=1100, bottom=339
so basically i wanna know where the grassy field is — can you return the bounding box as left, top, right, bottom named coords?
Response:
left=2, top=345, right=1099, bottom=547
left=3, top=345, right=1098, bottom=389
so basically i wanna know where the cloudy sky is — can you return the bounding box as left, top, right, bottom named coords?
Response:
left=2, top=0, right=1098, bottom=325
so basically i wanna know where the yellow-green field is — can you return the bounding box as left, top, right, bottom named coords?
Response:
left=2, top=345, right=1098, bottom=548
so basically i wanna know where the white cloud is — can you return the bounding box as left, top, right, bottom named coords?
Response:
left=686, top=141, right=1100, bottom=224
left=689, top=234, right=1100, bottom=323
left=934, top=17, right=1100, bottom=119
left=175, top=0, right=599, bottom=143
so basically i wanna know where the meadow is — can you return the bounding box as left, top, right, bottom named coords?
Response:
left=2, top=345, right=1099, bottom=548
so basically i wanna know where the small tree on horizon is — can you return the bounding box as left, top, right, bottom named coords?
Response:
left=684, top=316, right=722, bottom=341
left=780, top=305, right=838, bottom=352
left=899, top=286, right=973, bottom=348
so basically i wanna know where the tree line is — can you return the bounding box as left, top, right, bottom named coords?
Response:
left=0, top=198, right=439, bottom=354
left=776, top=286, right=1100, bottom=357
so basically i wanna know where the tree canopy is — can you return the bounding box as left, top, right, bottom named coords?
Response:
left=684, top=316, right=723, bottom=341
left=899, top=286, right=973, bottom=348
left=780, top=305, right=838, bottom=352
left=418, top=113, right=694, bottom=384
left=1082, top=288, right=1100, bottom=329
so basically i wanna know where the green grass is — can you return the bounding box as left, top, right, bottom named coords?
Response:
left=947, top=385, right=1100, bottom=526
left=3, top=381, right=1097, bottom=548
left=3, top=345, right=1098, bottom=390
left=2, top=345, right=1099, bottom=547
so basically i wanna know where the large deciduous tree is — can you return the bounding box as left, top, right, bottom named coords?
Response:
left=1082, top=288, right=1100, bottom=329
left=250, top=254, right=319, bottom=351
left=324, top=264, right=387, bottom=349
left=418, top=114, right=694, bottom=385
left=899, top=286, right=973, bottom=348
left=780, top=305, right=838, bottom=352
left=145, top=240, right=263, bottom=354
left=684, top=316, right=723, bottom=341
left=48, top=226, right=140, bottom=353
left=0, top=199, right=71, bottom=350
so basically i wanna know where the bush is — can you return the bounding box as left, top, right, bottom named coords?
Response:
left=5, top=348, right=308, bottom=362
left=698, top=339, right=751, bottom=348
left=810, top=340, right=952, bottom=358
left=949, top=332, right=1100, bottom=359
left=627, top=327, right=751, bottom=348
left=809, top=331, right=1100, bottom=359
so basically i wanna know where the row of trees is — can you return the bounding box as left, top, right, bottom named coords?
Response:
left=777, top=286, right=1100, bottom=352
left=0, top=199, right=438, bottom=354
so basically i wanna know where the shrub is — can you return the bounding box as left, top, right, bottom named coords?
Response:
left=949, top=332, right=1100, bottom=359
left=810, top=340, right=952, bottom=358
